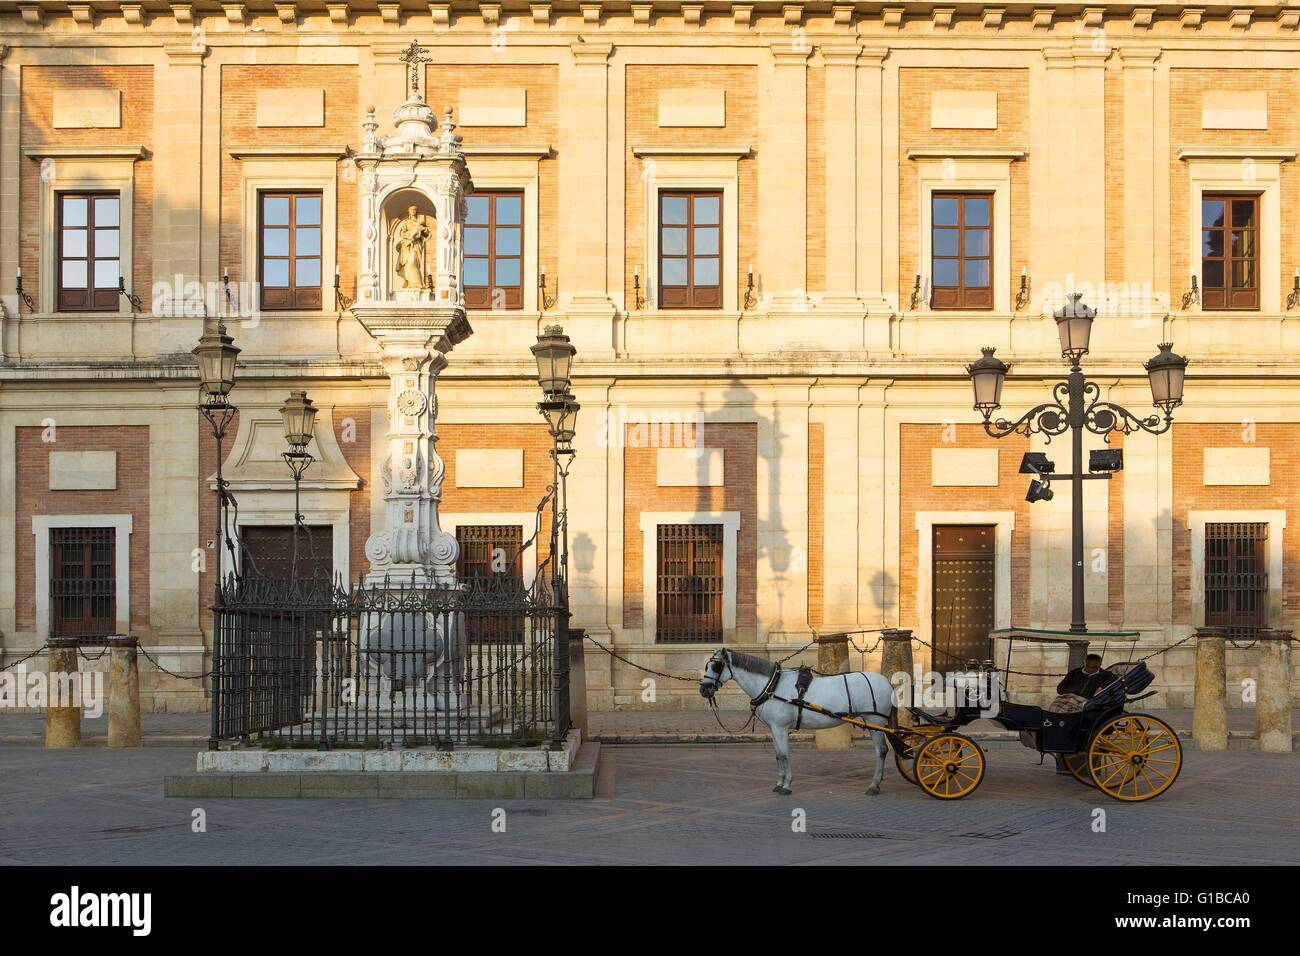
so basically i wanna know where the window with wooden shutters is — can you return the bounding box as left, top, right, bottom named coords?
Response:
left=456, top=525, right=525, bottom=643
left=259, top=192, right=323, bottom=311
left=57, top=193, right=121, bottom=312
left=50, top=527, right=116, bottom=638
left=931, top=193, right=993, bottom=310
left=1201, top=194, right=1260, bottom=310
left=464, top=192, right=523, bottom=310
left=655, top=523, right=724, bottom=643
left=659, top=191, right=722, bottom=309
left=1205, top=523, right=1269, bottom=641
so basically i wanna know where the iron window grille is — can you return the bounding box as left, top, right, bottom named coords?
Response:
left=655, top=523, right=724, bottom=643
left=259, top=192, right=323, bottom=311
left=57, top=193, right=122, bottom=312
left=50, top=527, right=116, bottom=638
left=464, top=192, right=524, bottom=310
left=456, top=525, right=526, bottom=643
left=1205, top=522, right=1269, bottom=642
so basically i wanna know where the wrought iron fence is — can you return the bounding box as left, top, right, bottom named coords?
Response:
left=209, top=572, right=568, bottom=748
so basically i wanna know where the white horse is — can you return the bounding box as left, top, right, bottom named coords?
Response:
left=699, top=648, right=896, bottom=796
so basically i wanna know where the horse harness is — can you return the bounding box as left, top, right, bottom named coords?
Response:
left=748, top=661, right=886, bottom=731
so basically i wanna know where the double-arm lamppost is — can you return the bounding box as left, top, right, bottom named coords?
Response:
left=279, top=390, right=319, bottom=589
left=967, top=293, right=1189, bottom=642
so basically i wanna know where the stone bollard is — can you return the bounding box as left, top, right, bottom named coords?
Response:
left=880, top=628, right=914, bottom=728
left=108, top=636, right=142, bottom=748
left=1255, top=629, right=1294, bottom=754
left=1192, top=626, right=1229, bottom=751
left=814, top=633, right=852, bottom=750
left=44, top=638, right=81, bottom=748
left=568, top=628, right=589, bottom=741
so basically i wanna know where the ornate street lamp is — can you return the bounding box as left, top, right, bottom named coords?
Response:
left=533, top=328, right=578, bottom=739
left=531, top=324, right=575, bottom=399
left=193, top=320, right=240, bottom=752
left=968, top=299, right=1190, bottom=648
left=279, top=390, right=319, bottom=588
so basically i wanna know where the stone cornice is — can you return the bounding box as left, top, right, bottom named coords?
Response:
left=1178, top=146, right=1297, bottom=161
left=228, top=144, right=350, bottom=159
left=631, top=144, right=751, bottom=159
left=22, top=144, right=145, bottom=159
left=461, top=143, right=552, bottom=159
left=907, top=147, right=1027, bottom=161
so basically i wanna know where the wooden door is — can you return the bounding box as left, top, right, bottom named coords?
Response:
left=932, top=525, right=996, bottom=673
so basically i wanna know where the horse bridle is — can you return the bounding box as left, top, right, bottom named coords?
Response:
left=701, top=649, right=729, bottom=694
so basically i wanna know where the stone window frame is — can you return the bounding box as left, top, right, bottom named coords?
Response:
left=440, top=513, right=539, bottom=590
left=638, top=510, right=740, bottom=642
left=1187, top=510, right=1287, bottom=629
left=632, top=145, right=747, bottom=313
left=31, top=514, right=133, bottom=641
left=462, top=146, right=547, bottom=313
left=910, top=150, right=1021, bottom=314
left=1179, top=148, right=1291, bottom=314
left=25, top=146, right=141, bottom=317
left=228, top=146, right=343, bottom=316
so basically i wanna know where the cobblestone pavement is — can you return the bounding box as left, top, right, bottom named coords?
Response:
left=0, top=707, right=1289, bottom=745
left=1, top=743, right=1295, bottom=865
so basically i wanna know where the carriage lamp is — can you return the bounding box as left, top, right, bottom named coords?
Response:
left=1089, top=448, right=1124, bottom=473
left=192, top=321, right=241, bottom=402
left=280, top=390, right=319, bottom=455
left=15, top=267, right=35, bottom=312
left=531, top=324, right=576, bottom=398
left=967, top=346, right=1009, bottom=417
left=1054, top=292, right=1094, bottom=366
left=1144, top=342, right=1189, bottom=416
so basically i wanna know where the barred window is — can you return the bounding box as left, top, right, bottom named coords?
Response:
left=456, top=525, right=525, bottom=643
left=656, top=523, right=724, bottom=643
left=50, top=527, right=116, bottom=638
left=1205, top=522, right=1268, bottom=642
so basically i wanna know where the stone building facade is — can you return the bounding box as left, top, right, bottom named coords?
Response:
left=1, top=1, right=1298, bottom=713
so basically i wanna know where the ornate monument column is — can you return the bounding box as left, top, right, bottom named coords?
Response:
left=351, top=40, right=473, bottom=590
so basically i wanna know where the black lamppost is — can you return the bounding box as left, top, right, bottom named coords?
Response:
left=967, top=293, right=1188, bottom=647
left=531, top=326, right=579, bottom=741
left=193, top=320, right=240, bottom=752
left=279, top=390, right=319, bottom=589
left=193, top=321, right=241, bottom=594
left=531, top=325, right=579, bottom=594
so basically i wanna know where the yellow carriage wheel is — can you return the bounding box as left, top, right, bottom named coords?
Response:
left=913, top=733, right=985, bottom=800
left=893, top=727, right=945, bottom=786
left=1062, top=752, right=1096, bottom=788
left=1087, top=713, right=1182, bottom=802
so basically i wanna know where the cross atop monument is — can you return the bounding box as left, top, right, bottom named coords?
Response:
left=400, top=39, right=433, bottom=100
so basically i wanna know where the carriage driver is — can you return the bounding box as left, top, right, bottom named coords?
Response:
left=1046, top=654, right=1117, bottom=714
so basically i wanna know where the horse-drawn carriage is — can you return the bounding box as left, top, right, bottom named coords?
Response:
left=699, top=629, right=1183, bottom=802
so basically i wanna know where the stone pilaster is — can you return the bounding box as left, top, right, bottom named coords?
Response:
left=759, top=43, right=811, bottom=310
left=558, top=41, right=617, bottom=349
left=1192, top=625, right=1227, bottom=751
